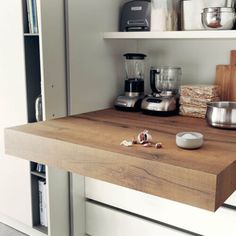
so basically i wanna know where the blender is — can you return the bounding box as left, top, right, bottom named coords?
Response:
left=115, top=53, right=146, bottom=111
left=142, top=66, right=182, bottom=115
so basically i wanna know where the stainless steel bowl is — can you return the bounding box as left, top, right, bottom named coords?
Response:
left=201, top=7, right=236, bottom=30
left=206, top=102, right=236, bottom=129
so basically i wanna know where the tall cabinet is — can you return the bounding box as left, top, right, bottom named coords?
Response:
left=0, top=1, right=69, bottom=236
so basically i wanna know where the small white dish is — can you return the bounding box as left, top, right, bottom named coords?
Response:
left=176, top=132, right=204, bottom=150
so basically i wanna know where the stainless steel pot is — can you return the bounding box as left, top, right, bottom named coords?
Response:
left=201, top=7, right=236, bottom=30
left=181, top=0, right=233, bottom=30
left=206, top=102, right=236, bottom=129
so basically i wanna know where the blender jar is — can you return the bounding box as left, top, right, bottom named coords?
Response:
left=150, top=67, right=182, bottom=95
left=123, top=53, right=146, bottom=95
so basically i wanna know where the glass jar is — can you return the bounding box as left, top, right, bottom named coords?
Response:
left=151, top=0, right=178, bottom=31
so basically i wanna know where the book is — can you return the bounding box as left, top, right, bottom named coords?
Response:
left=38, top=180, right=45, bottom=226
left=38, top=180, right=48, bottom=227
left=31, top=0, right=38, bottom=33
left=26, top=0, right=38, bottom=33
left=26, top=0, right=33, bottom=33
left=42, top=181, right=48, bottom=227
left=36, top=163, right=45, bottom=173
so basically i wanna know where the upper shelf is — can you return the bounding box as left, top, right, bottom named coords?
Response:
left=103, top=31, right=236, bottom=39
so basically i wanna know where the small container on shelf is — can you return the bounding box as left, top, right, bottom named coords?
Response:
left=151, top=0, right=178, bottom=31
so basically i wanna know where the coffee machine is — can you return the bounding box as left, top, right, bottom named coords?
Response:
left=142, top=67, right=182, bottom=115
left=115, top=53, right=146, bottom=111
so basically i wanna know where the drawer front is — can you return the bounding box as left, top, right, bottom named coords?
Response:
left=85, top=177, right=236, bottom=236
left=86, top=201, right=191, bottom=236
left=225, top=191, right=236, bottom=207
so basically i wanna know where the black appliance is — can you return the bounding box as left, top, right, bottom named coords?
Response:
left=120, top=0, right=151, bottom=31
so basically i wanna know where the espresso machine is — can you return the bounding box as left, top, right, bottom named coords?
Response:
left=115, top=53, right=146, bottom=111
left=142, top=66, right=182, bottom=115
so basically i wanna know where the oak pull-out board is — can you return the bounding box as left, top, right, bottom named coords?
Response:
left=4, top=109, right=236, bottom=211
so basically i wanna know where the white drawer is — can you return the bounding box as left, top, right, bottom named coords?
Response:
left=86, top=201, right=191, bottom=236
left=85, top=177, right=236, bottom=236
left=225, top=191, right=236, bottom=207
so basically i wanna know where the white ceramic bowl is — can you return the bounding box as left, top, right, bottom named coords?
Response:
left=176, top=132, right=204, bottom=149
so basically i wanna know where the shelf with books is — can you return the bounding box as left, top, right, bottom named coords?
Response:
left=31, top=162, right=48, bottom=232
left=31, top=171, right=46, bottom=179
left=21, top=0, right=69, bottom=235
left=31, top=174, right=48, bottom=234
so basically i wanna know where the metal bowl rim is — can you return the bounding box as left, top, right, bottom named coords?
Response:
left=207, top=101, right=236, bottom=109
left=202, top=7, right=236, bottom=13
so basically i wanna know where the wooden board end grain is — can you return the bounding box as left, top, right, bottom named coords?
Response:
left=4, top=109, right=236, bottom=211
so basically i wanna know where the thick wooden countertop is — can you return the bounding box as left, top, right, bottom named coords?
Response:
left=4, top=109, right=236, bottom=211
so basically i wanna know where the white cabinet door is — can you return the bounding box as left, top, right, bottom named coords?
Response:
left=86, top=178, right=236, bottom=236
left=225, top=191, right=236, bottom=207
left=86, top=201, right=191, bottom=236
left=0, top=1, right=32, bottom=226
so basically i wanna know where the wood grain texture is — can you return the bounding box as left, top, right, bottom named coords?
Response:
left=215, top=65, right=231, bottom=101
left=230, top=67, right=236, bottom=101
left=4, top=109, right=236, bottom=211
left=230, top=50, right=236, bottom=65
left=215, top=65, right=236, bottom=101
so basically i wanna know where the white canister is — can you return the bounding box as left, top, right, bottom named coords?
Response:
left=151, top=0, right=178, bottom=31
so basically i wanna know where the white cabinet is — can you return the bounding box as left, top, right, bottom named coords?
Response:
left=86, top=201, right=191, bottom=236
left=85, top=178, right=236, bottom=236
left=0, top=1, right=69, bottom=236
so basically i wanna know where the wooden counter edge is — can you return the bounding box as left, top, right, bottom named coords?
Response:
left=215, top=161, right=236, bottom=210
left=4, top=127, right=236, bottom=212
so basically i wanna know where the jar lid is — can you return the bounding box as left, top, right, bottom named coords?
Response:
left=124, top=53, right=147, bottom=60
left=203, top=7, right=235, bottom=13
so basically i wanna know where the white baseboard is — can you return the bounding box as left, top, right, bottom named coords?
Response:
left=0, top=213, right=45, bottom=236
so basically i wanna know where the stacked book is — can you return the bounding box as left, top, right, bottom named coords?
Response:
left=180, top=85, right=220, bottom=118
left=38, top=180, right=48, bottom=227
left=26, top=0, right=38, bottom=33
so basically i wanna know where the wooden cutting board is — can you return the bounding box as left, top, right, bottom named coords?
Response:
left=230, top=66, right=236, bottom=101
left=215, top=65, right=231, bottom=101
left=230, top=50, right=236, bottom=65
left=215, top=51, right=236, bottom=101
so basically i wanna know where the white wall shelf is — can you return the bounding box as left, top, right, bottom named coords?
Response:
left=31, top=171, right=46, bottom=179
left=24, top=33, right=39, bottom=37
left=103, top=31, right=236, bottom=39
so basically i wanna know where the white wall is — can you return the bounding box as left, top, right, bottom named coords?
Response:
left=0, top=0, right=32, bottom=226
left=68, top=1, right=236, bottom=114
left=140, top=39, right=236, bottom=93
left=67, top=0, right=137, bottom=115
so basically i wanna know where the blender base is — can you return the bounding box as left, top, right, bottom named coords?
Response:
left=115, top=106, right=140, bottom=112
left=114, top=95, right=143, bottom=112
left=142, top=109, right=179, bottom=116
